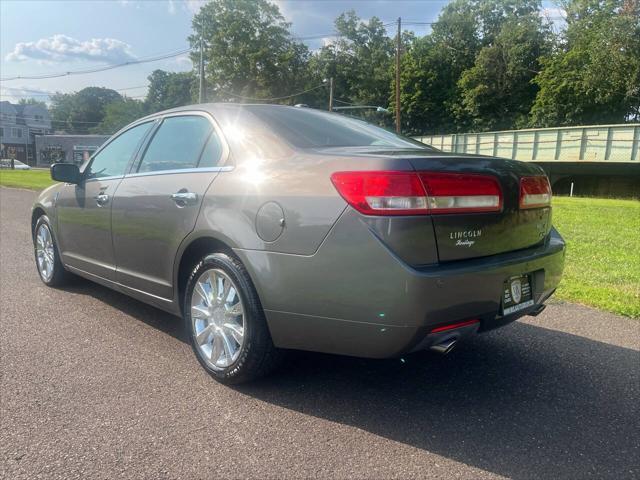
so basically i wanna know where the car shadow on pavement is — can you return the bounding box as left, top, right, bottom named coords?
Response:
left=62, top=280, right=639, bottom=479
left=62, top=280, right=188, bottom=343
left=237, top=323, right=640, bottom=479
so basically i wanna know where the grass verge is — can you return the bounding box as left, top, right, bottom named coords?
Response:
left=0, top=169, right=56, bottom=190
left=552, top=196, right=640, bottom=318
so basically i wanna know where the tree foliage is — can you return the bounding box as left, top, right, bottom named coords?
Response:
left=145, top=69, right=196, bottom=113
left=530, top=0, right=640, bottom=126
left=189, top=0, right=310, bottom=101
left=93, top=97, right=147, bottom=134
left=50, top=87, right=122, bottom=134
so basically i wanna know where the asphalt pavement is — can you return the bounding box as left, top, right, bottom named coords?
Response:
left=1, top=187, right=639, bottom=479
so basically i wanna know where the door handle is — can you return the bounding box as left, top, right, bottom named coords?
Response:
left=171, top=190, right=198, bottom=206
left=94, top=193, right=109, bottom=206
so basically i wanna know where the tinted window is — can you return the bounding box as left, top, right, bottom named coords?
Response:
left=137, top=115, right=213, bottom=173
left=198, top=131, right=223, bottom=168
left=245, top=106, right=434, bottom=149
left=86, top=122, right=152, bottom=179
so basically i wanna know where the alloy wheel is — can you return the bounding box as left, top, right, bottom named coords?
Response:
left=190, top=268, right=245, bottom=370
left=35, top=224, right=55, bottom=282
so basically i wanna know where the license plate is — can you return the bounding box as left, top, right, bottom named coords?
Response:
left=502, top=274, right=533, bottom=315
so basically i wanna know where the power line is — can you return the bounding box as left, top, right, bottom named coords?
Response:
left=0, top=48, right=192, bottom=81
left=216, top=83, right=326, bottom=102
left=1, top=84, right=149, bottom=98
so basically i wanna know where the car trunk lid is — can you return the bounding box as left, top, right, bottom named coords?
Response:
left=407, top=154, right=552, bottom=262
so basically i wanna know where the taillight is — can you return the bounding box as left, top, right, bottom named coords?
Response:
left=520, top=176, right=551, bottom=209
left=330, top=171, right=502, bottom=216
left=329, top=171, right=428, bottom=216
left=418, top=172, right=502, bottom=214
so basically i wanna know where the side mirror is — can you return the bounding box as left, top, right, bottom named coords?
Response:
left=51, top=163, right=81, bottom=184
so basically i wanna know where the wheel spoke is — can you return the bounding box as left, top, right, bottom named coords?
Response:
left=208, top=271, right=218, bottom=298
left=195, top=324, right=213, bottom=346
left=194, top=281, right=211, bottom=306
left=219, top=328, right=236, bottom=362
left=219, top=279, right=230, bottom=303
left=210, top=334, right=223, bottom=363
left=191, top=304, right=209, bottom=319
left=223, top=322, right=244, bottom=344
left=225, top=301, right=243, bottom=317
left=226, top=286, right=236, bottom=304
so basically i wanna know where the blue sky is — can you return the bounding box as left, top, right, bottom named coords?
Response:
left=0, top=0, right=563, bottom=103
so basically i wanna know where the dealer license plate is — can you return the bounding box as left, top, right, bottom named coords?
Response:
left=502, top=275, right=534, bottom=315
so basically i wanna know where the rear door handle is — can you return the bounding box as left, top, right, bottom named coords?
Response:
left=171, top=191, right=198, bottom=206
left=94, top=193, right=109, bottom=206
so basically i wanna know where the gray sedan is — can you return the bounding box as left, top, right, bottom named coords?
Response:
left=31, top=104, right=565, bottom=383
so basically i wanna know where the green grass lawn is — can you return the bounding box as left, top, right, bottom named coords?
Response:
left=552, top=196, right=640, bottom=318
left=0, top=169, right=56, bottom=190
left=1, top=170, right=638, bottom=317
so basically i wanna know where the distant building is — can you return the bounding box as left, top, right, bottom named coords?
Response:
left=0, top=101, right=53, bottom=164
left=35, top=135, right=109, bottom=167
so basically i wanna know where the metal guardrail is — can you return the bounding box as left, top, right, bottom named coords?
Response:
left=415, top=124, right=640, bottom=162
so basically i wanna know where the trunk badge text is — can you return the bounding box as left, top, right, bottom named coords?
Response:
left=450, top=229, right=481, bottom=247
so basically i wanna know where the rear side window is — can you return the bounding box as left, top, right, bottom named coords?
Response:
left=198, top=131, right=223, bottom=168
left=86, top=122, right=152, bottom=179
left=137, top=115, right=215, bottom=173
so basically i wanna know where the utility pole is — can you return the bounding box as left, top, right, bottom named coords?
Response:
left=198, top=34, right=205, bottom=103
left=328, top=77, right=334, bottom=112
left=395, top=17, right=401, bottom=134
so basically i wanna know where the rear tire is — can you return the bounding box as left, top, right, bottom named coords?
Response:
left=184, top=252, right=284, bottom=384
left=33, top=215, right=71, bottom=287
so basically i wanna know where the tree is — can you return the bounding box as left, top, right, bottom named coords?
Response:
left=309, top=11, right=394, bottom=111
left=93, top=97, right=147, bottom=135
left=457, top=15, right=551, bottom=131
left=189, top=0, right=310, bottom=101
left=398, top=0, right=480, bottom=134
left=18, top=98, right=48, bottom=109
left=530, top=0, right=640, bottom=126
left=50, top=87, right=122, bottom=134
left=398, top=0, right=548, bottom=134
left=145, top=69, right=196, bottom=113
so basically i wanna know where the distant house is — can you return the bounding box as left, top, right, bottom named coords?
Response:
left=35, top=135, right=109, bottom=167
left=0, top=101, right=53, bottom=164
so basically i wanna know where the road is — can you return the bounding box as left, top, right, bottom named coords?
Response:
left=1, top=187, right=639, bottom=479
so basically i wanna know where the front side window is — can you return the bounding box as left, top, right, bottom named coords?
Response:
left=12, top=127, right=23, bottom=138
left=86, top=122, right=152, bottom=179
left=137, top=115, right=215, bottom=173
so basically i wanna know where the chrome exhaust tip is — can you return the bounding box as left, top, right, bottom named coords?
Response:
left=429, top=338, right=458, bottom=355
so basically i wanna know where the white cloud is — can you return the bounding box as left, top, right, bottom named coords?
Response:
left=0, top=86, right=55, bottom=104
left=183, top=0, right=207, bottom=14
left=6, top=35, right=136, bottom=64
left=168, top=0, right=176, bottom=14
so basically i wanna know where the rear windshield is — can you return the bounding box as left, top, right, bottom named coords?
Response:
left=244, top=105, right=435, bottom=150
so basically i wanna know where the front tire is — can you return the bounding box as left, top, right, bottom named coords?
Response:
left=33, top=215, right=70, bottom=287
left=184, top=252, right=283, bottom=384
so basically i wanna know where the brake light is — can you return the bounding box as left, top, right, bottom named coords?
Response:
left=520, top=176, right=551, bottom=209
left=330, top=171, right=428, bottom=215
left=419, top=172, right=502, bottom=214
left=330, top=171, right=502, bottom=216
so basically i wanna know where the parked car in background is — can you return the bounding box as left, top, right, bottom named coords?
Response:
left=1, top=159, right=30, bottom=170
left=31, top=104, right=565, bottom=384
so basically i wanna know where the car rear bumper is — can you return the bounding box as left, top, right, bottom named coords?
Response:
left=235, top=209, right=566, bottom=358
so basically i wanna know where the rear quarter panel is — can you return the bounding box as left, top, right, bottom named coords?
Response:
left=194, top=152, right=412, bottom=255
